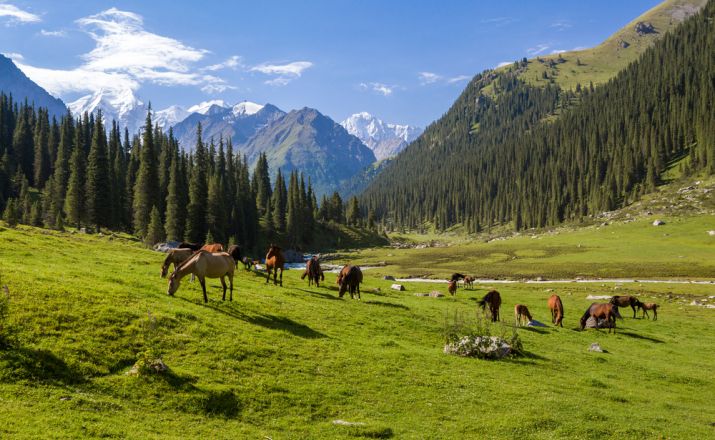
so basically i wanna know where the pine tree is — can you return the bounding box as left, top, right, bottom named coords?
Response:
left=145, top=205, right=164, bottom=246
left=64, top=126, right=86, bottom=229
left=12, top=108, right=34, bottom=184
left=33, top=109, right=51, bottom=188
left=85, top=111, right=111, bottom=231
left=164, top=148, right=185, bottom=241
left=132, top=110, right=158, bottom=236
left=206, top=173, right=226, bottom=244
left=185, top=123, right=209, bottom=242
left=346, top=196, right=360, bottom=226
left=252, top=153, right=272, bottom=216
left=2, top=198, right=18, bottom=226
left=272, top=169, right=287, bottom=232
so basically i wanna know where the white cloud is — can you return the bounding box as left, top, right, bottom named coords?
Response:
left=264, top=77, right=291, bottom=87
left=418, top=71, right=442, bottom=85
left=2, top=52, right=24, bottom=61
left=203, top=55, right=242, bottom=72
left=550, top=20, right=572, bottom=31
left=496, top=61, right=513, bottom=68
left=16, top=7, right=232, bottom=97
left=201, top=83, right=237, bottom=94
left=359, top=82, right=395, bottom=96
left=39, top=29, right=66, bottom=37
left=551, top=49, right=567, bottom=55
left=447, top=75, right=470, bottom=84
left=251, top=61, right=313, bottom=86
left=0, top=3, right=41, bottom=24
left=527, top=44, right=550, bottom=56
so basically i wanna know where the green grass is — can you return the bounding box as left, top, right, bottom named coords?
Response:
left=0, top=224, right=714, bottom=438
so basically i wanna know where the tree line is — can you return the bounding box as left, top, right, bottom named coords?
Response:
left=360, top=2, right=715, bottom=232
left=0, top=101, right=367, bottom=250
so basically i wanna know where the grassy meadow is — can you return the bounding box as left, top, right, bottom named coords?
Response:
left=0, top=222, right=714, bottom=439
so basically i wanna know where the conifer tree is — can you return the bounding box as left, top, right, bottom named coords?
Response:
left=145, top=205, right=164, bottom=246
left=85, top=111, right=111, bottom=230
left=132, top=110, right=158, bottom=236
left=164, top=148, right=185, bottom=241
left=64, top=126, right=86, bottom=229
left=206, top=173, right=226, bottom=244
left=185, top=123, right=208, bottom=242
left=32, top=109, right=50, bottom=188
left=272, top=169, right=287, bottom=232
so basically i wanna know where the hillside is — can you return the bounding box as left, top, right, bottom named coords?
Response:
left=361, top=0, right=715, bottom=233
left=0, top=55, right=67, bottom=120
left=498, top=0, right=708, bottom=91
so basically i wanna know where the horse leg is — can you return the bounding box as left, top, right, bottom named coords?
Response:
left=265, top=267, right=271, bottom=283
left=229, top=272, right=234, bottom=301
left=653, top=308, right=657, bottom=321
left=279, top=268, right=283, bottom=287
left=199, top=277, right=208, bottom=303
left=631, top=304, right=636, bottom=319
left=220, top=276, right=227, bottom=301
left=643, top=309, right=649, bottom=319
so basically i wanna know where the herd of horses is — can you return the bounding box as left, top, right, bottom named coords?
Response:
left=160, top=243, right=365, bottom=302
left=449, top=273, right=659, bottom=332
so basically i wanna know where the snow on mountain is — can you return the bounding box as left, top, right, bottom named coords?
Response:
left=154, top=105, right=190, bottom=129
left=341, top=112, right=422, bottom=160
left=68, top=88, right=148, bottom=134
left=231, top=101, right=263, bottom=118
left=187, top=100, right=229, bottom=115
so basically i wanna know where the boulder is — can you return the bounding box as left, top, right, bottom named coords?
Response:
left=429, top=291, right=444, bottom=297
left=708, top=230, right=715, bottom=237
left=584, top=317, right=614, bottom=329
left=527, top=320, right=547, bottom=327
left=588, top=342, right=604, bottom=353
left=652, top=219, right=666, bottom=226
left=391, top=284, right=405, bottom=291
left=153, top=241, right=181, bottom=252
left=414, top=293, right=429, bottom=297
left=444, top=336, right=512, bottom=359
left=383, top=275, right=396, bottom=281
left=634, top=21, right=657, bottom=36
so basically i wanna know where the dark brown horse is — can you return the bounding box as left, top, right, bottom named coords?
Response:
left=610, top=295, right=642, bottom=318
left=639, top=302, right=659, bottom=320
left=514, top=304, right=532, bottom=326
left=201, top=243, right=224, bottom=253
left=547, top=294, right=564, bottom=327
left=227, top=245, right=242, bottom=268
left=337, top=265, right=362, bottom=299
left=178, top=242, right=202, bottom=251
left=580, top=303, right=619, bottom=333
left=301, top=256, right=324, bottom=287
left=265, top=244, right=285, bottom=286
left=451, top=273, right=465, bottom=283
left=447, top=280, right=457, bottom=296
left=477, top=290, right=501, bottom=322
left=463, top=276, right=475, bottom=289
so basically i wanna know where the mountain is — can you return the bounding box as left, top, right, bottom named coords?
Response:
left=341, top=112, right=422, bottom=160
left=187, top=100, right=229, bottom=115
left=0, top=54, right=67, bottom=119
left=171, top=102, right=285, bottom=150
left=68, top=88, right=148, bottom=135
left=154, top=105, right=190, bottom=129
left=243, top=107, right=376, bottom=197
left=360, top=0, right=715, bottom=232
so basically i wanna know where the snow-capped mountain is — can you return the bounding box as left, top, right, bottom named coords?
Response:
left=341, top=112, right=422, bottom=160
left=68, top=88, right=148, bottom=134
left=154, top=105, right=190, bottom=130
left=187, top=100, right=230, bottom=115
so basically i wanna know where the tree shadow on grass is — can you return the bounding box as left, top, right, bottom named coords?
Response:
left=364, top=300, right=409, bottom=310
left=518, top=326, right=550, bottom=334
left=0, top=345, right=86, bottom=385
left=618, top=331, right=664, bottom=343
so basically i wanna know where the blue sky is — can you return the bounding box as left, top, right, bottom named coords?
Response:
left=1, top=0, right=660, bottom=127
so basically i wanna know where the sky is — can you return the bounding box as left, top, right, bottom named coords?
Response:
left=0, top=0, right=662, bottom=127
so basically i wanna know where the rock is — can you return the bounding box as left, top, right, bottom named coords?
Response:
left=527, top=320, right=547, bottom=327
left=59, top=396, right=72, bottom=401
left=588, top=343, right=604, bottom=353
left=585, top=317, right=614, bottom=329
left=536, top=276, right=546, bottom=282
left=708, top=230, right=715, bottom=236
left=429, top=291, right=444, bottom=298
left=383, top=275, right=396, bottom=281
left=391, top=284, right=405, bottom=291
left=444, top=335, right=512, bottom=359
left=414, top=293, right=429, bottom=297
left=371, top=288, right=381, bottom=294
left=652, top=219, right=665, bottom=226
left=79, top=227, right=87, bottom=234
left=635, top=21, right=657, bottom=36
left=333, top=420, right=365, bottom=427
left=618, top=39, right=630, bottom=49
left=153, top=241, right=181, bottom=252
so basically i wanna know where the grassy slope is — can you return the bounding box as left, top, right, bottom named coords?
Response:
left=1, top=225, right=714, bottom=439
left=496, top=0, right=708, bottom=91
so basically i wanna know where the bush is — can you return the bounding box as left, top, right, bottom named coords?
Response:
left=443, top=311, right=523, bottom=359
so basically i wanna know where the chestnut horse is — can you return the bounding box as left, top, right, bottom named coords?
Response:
left=610, top=295, right=641, bottom=318
left=265, top=244, right=285, bottom=286
left=580, top=303, right=619, bottom=333
left=639, top=303, right=659, bottom=320
left=463, top=276, right=475, bottom=289
left=167, top=251, right=234, bottom=303
left=160, top=248, right=194, bottom=278
left=337, top=265, right=363, bottom=299
left=547, top=294, right=564, bottom=327
left=301, top=256, right=324, bottom=287
left=201, top=243, right=224, bottom=253
left=477, top=290, right=501, bottom=322
left=514, top=304, right=532, bottom=326
left=447, top=280, right=457, bottom=296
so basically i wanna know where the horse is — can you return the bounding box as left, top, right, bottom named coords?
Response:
left=639, top=302, right=659, bottom=320
left=337, top=265, right=362, bottom=299
left=201, top=243, right=224, bottom=253
left=227, top=245, right=242, bottom=268
left=514, top=304, right=532, bottom=326
left=301, top=256, right=324, bottom=287
left=265, top=244, right=285, bottom=286
left=178, top=242, right=202, bottom=251
left=240, top=256, right=254, bottom=270
left=160, top=248, right=194, bottom=278
left=463, top=276, right=475, bottom=289
left=547, top=294, right=564, bottom=327
left=477, top=290, right=501, bottom=322
left=610, top=295, right=642, bottom=318
left=580, top=303, right=619, bottom=333
left=447, top=280, right=457, bottom=296
left=451, top=273, right=465, bottom=283
left=167, top=251, right=235, bottom=303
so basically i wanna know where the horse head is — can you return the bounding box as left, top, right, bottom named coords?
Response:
left=167, top=271, right=181, bottom=296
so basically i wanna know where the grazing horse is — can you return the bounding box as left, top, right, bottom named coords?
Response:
left=547, top=294, right=564, bottom=327
left=514, top=304, right=533, bottom=326
left=301, top=256, right=324, bottom=287
left=178, top=242, right=202, bottom=251
left=639, top=303, right=659, bottom=320
left=451, top=273, right=465, bottom=283
left=580, top=303, right=619, bottom=333
left=265, top=244, right=285, bottom=286
left=477, top=290, right=502, bottom=322
left=337, top=265, right=363, bottom=299
left=201, top=243, right=224, bottom=253
left=447, top=280, right=457, bottom=296
left=463, top=276, right=475, bottom=289
left=610, top=295, right=642, bottom=318
left=227, top=245, right=242, bottom=268
left=160, top=248, right=194, bottom=278
left=167, top=251, right=234, bottom=303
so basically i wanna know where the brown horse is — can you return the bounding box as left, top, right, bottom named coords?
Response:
left=160, top=248, right=194, bottom=278
left=301, top=256, right=324, bottom=287
left=201, top=243, right=224, bottom=253
left=337, top=265, right=363, bottom=299
left=610, top=295, right=642, bottom=318
left=227, top=245, right=243, bottom=268
left=547, top=294, right=564, bottom=327
left=514, top=304, right=532, bottom=326
left=167, top=251, right=234, bottom=303
left=639, top=303, right=659, bottom=320
left=580, top=303, right=619, bottom=333
left=447, top=280, right=457, bottom=296
left=477, top=290, right=501, bottom=322
left=265, top=244, right=285, bottom=286
left=178, top=242, right=202, bottom=251
left=463, top=276, right=475, bottom=289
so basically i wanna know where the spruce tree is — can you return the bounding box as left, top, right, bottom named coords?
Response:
left=206, top=173, right=226, bottom=244
left=145, top=205, right=164, bottom=246
left=33, top=109, right=50, bottom=188
left=272, top=169, right=287, bottom=232
left=85, top=111, right=111, bottom=231
left=132, top=110, right=158, bottom=236
left=164, top=148, right=185, bottom=241
left=64, top=128, right=86, bottom=229
left=185, top=123, right=209, bottom=242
